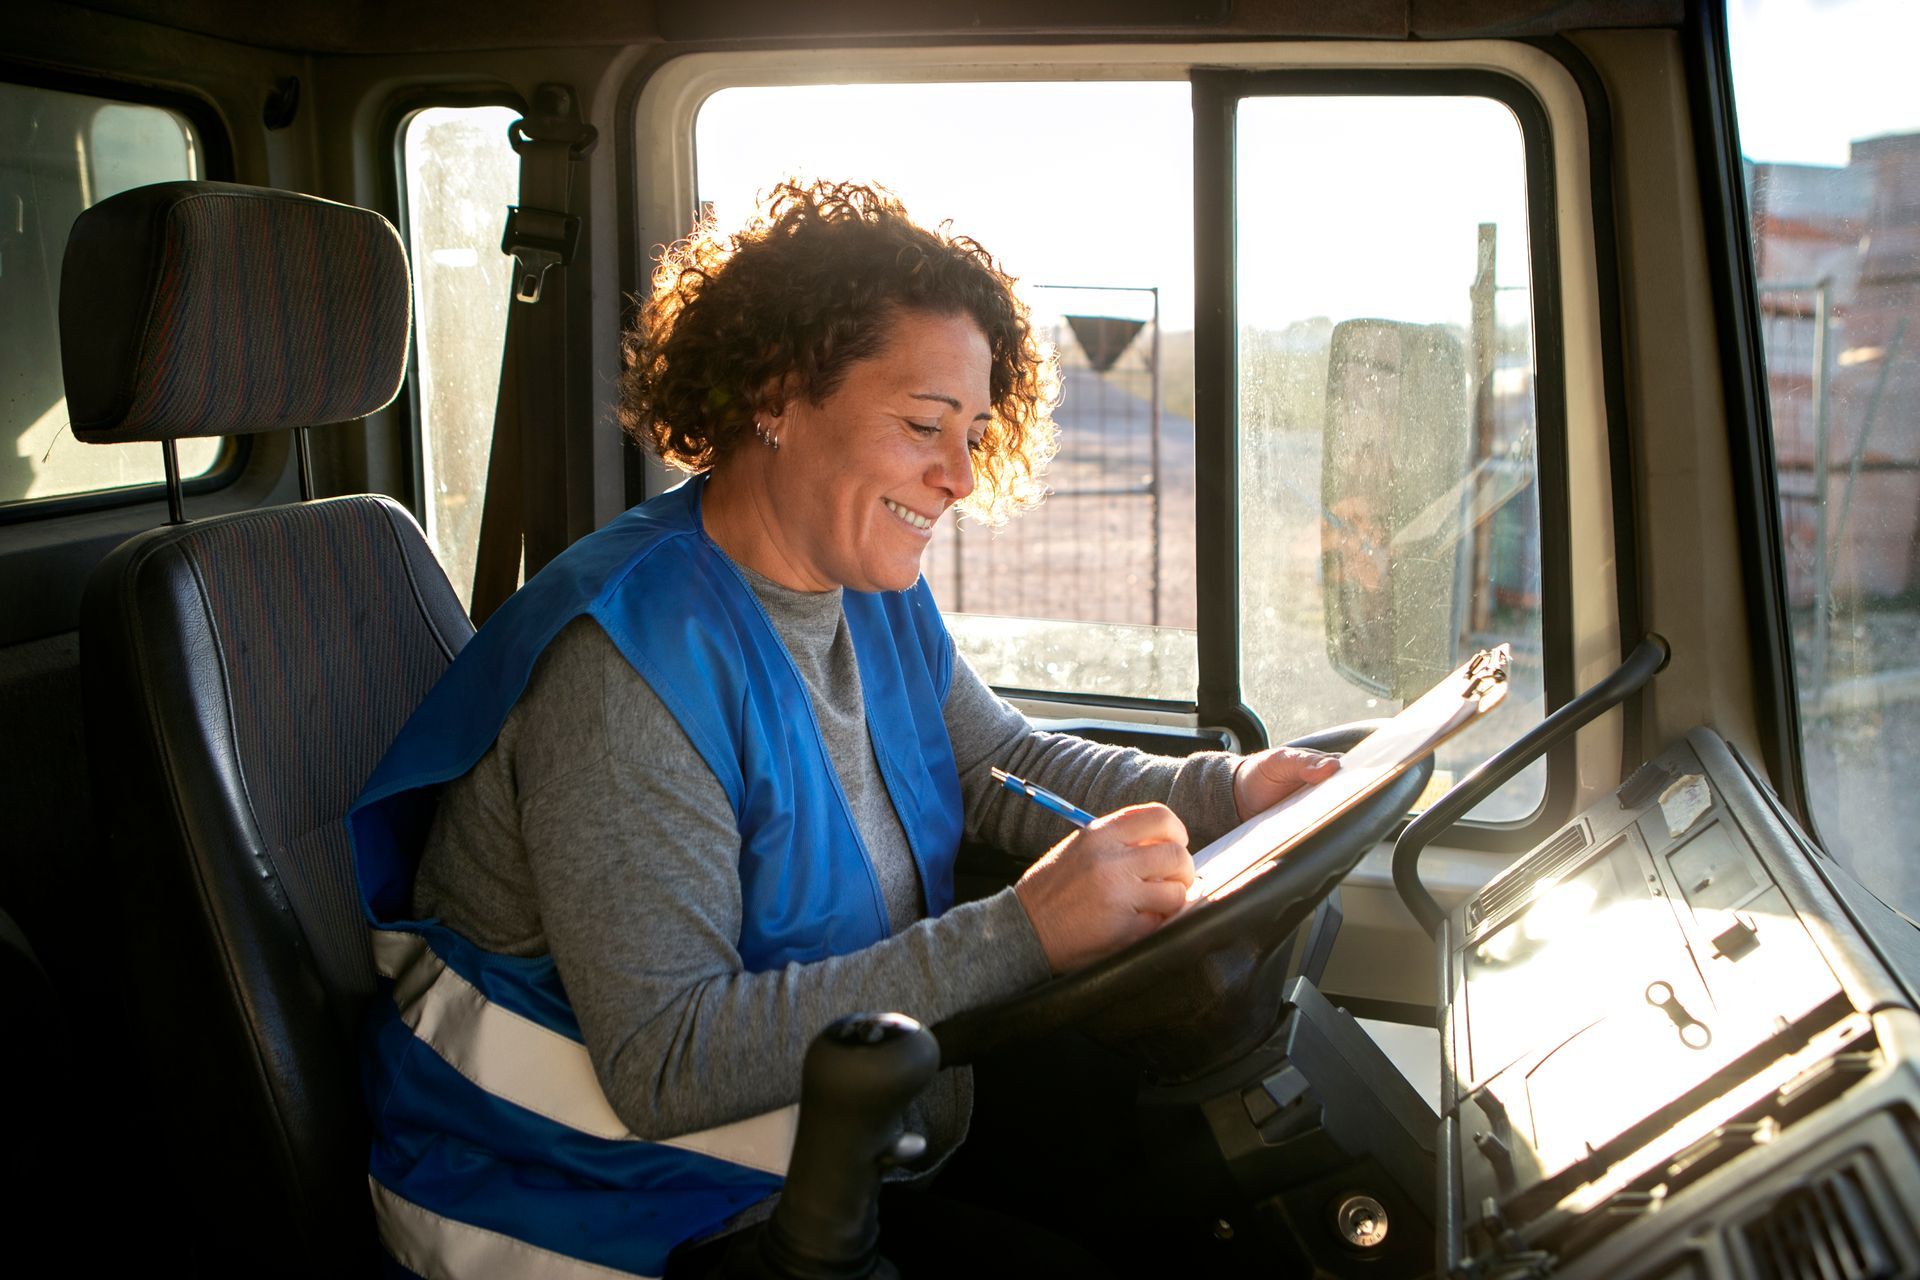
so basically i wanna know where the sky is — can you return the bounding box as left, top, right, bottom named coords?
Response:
left=1728, top=0, right=1920, bottom=167
left=696, top=82, right=1201, bottom=325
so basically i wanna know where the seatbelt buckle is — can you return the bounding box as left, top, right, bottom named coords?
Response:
left=501, top=205, right=579, bottom=304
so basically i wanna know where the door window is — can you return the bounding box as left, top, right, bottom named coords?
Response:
left=681, top=70, right=1565, bottom=830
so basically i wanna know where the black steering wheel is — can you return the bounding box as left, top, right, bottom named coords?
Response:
left=932, top=721, right=1433, bottom=1081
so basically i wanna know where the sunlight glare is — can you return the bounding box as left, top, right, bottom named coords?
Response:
left=1730, top=0, right=1920, bottom=165
left=695, top=82, right=1196, bottom=324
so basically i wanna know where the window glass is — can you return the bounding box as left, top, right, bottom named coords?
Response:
left=1729, top=1, right=1920, bottom=908
left=1234, top=95, right=1545, bottom=821
left=401, top=105, right=520, bottom=610
left=694, top=82, right=1197, bottom=700
left=0, top=82, right=217, bottom=506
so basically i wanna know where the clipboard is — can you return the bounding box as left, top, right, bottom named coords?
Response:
left=1188, top=644, right=1512, bottom=902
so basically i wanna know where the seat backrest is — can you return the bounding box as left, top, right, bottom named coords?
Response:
left=65, top=181, right=472, bottom=1275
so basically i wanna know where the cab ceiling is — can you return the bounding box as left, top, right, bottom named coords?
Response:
left=55, top=0, right=1682, bottom=55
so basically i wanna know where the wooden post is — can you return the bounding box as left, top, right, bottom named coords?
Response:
left=1468, top=222, right=1498, bottom=637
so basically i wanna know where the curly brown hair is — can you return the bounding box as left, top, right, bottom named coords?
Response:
left=619, top=178, right=1059, bottom=524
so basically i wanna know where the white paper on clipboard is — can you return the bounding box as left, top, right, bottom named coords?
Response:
left=1188, top=645, right=1511, bottom=901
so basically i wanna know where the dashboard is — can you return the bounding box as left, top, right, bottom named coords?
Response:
left=1440, top=729, right=1920, bottom=1277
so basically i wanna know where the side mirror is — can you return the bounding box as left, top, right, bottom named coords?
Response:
left=1320, top=319, right=1472, bottom=701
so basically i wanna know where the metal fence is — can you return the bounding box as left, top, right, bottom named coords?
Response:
left=919, top=286, right=1196, bottom=629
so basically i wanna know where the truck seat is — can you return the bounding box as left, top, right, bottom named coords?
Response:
left=65, top=181, right=467, bottom=1276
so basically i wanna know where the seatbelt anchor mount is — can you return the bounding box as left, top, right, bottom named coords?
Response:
left=502, top=205, right=579, bottom=304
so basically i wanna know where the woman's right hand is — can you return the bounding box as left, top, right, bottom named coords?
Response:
left=1012, top=802, right=1195, bottom=974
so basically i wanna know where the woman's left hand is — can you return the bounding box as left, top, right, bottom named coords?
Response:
left=1231, top=746, right=1342, bottom=820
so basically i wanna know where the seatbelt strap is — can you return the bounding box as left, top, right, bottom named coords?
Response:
left=471, top=83, right=597, bottom=624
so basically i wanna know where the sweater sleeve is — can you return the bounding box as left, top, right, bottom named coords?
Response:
left=507, top=620, right=1050, bottom=1138
left=941, top=650, right=1244, bottom=858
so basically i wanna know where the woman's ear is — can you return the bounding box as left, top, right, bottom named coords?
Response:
left=759, top=373, right=803, bottom=426
left=757, top=373, right=811, bottom=445
left=746, top=380, right=782, bottom=433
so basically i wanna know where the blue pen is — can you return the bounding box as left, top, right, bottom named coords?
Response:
left=990, top=766, right=1096, bottom=829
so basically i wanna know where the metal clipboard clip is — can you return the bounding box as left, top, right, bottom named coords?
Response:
left=1461, top=645, right=1513, bottom=703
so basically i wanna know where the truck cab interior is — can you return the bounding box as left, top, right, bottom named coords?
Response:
left=5, top=3, right=1919, bottom=1278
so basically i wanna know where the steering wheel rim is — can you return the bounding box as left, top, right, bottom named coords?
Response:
left=931, top=720, right=1432, bottom=1068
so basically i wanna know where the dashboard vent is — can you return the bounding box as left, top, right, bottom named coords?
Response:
left=1740, top=1167, right=1895, bottom=1280
left=1469, top=821, right=1590, bottom=929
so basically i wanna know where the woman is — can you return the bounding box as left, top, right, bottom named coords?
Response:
left=349, top=179, right=1336, bottom=1280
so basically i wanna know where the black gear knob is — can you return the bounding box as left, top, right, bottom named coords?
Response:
left=757, top=1012, right=941, bottom=1278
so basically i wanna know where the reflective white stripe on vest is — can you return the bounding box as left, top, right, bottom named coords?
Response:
left=371, top=1176, right=657, bottom=1280
left=372, top=929, right=797, bottom=1175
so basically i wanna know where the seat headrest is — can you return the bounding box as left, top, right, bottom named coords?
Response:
left=60, top=181, right=413, bottom=444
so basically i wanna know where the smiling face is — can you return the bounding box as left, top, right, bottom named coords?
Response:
left=733, top=309, right=990, bottom=593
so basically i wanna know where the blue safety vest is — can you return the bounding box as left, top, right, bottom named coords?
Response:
left=348, top=475, right=963, bottom=1279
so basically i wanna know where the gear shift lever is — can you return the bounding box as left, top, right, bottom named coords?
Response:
left=727, top=1012, right=940, bottom=1279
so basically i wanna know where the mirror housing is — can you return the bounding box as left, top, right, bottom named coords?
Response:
left=1320, top=319, right=1472, bottom=700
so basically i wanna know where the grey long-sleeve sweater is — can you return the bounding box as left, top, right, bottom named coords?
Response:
left=412, top=567, right=1241, bottom=1165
